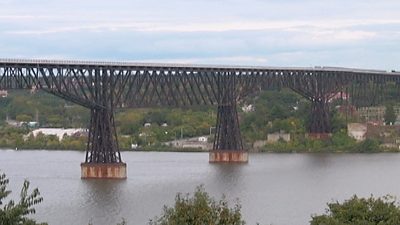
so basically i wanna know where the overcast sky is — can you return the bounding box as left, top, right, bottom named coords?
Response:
left=0, top=0, right=399, bottom=69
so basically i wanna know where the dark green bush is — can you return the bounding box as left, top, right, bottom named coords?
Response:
left=311, top=195, right=400, bottom=225
left=0, top=172, right=47, bottom=225
left=149, top=186, right=245, bottom=225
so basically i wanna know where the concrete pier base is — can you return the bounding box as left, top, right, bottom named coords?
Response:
left=209, top=150, right=248, bottom=163
left=81, top=163, right=127, bottom=179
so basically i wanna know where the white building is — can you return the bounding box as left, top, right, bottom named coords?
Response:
left=267, top=132, right=291, bottom=143
left=241, top=104, right=255, bottom=113
left=28, top=128, right=87, bottom=141
left=0, top=90, right=8, bottom=98
left=347, top=123, right=367, bottom=142
left=198, top=136, right=208, bottom=142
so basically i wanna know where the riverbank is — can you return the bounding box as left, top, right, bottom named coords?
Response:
left=254, top=132, right=400, bottom=153
left=2, top=145, right=400, bottom=153
left=1, top=128, right=398, bottom=153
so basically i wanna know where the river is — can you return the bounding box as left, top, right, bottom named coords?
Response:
left=1, top=150, right=400, bottom=225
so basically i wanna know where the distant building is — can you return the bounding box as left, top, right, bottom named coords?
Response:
left=0, top=90, right=8, bottom=98
left=163, top=136, right=212, bottom=150
left=366, top=124, right=400, bottom=148
left=131, top=143, right=138, bottom=150
left=26, top=128, right=87, bottom=141
left=253, top=140, right=267, bottom=149
left=347, top=123, right=367, bottom=142
left=241, top=104, right=255, bottom=113
left=198, top=136, right=208, bottom=142
left=267, top=132, right=290, bottom=143
left=347, top=123, right=400, bottom=148
left=5, top=119, right=20, bottom=127
left=30, top=86, right=38, bottom=94
left=337, top=105, right=357, bottom=117
left=328, top=91, right=349, bottom=103
left=357, top=106, right=400, bottom=123
left=27, top=121, right=39, bottom=128
left=357, top=106, right=386, bottom=122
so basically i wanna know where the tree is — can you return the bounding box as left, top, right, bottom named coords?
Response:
left=0, top=172, right=47, bottom=225
left=385, top=104, right=396, bottom=125
left=311, top=195, right=400, bottom=225
left=355, top=138, right=380, bottom=153
left=149, top=186, right=245, bottom=225
left=330, top=109, right=347, bottom=133
left=16, top=114, right=33, bottom=123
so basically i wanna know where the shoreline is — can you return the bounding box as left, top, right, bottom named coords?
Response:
left=1, top=148, right=399, bottom=154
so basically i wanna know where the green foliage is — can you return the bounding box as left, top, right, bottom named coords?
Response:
left=0, top=126, right=87, bottom=150
left=330, top=130, right=356, bottom=149
left=385, top=104, right=396, bottom=125
left=311, top=195, right=400, bottom=225
left=0, top=88, right=398, bottom=152
left=262, top=133, right=384, bottom=153
left=15, top=114, right=32, bottom=123
left=1, top=90, right=89, bottom=128
left=331, top=110, right=347, bottom=133
left=149, top=186, right=245, bottom=225
left=0, top=172, right=47, bottom=225
left=241, top=89, right=305, bottom=142
left=353, top=139, right=381, bottom=153
left=115, top=108, right=215, bottom=146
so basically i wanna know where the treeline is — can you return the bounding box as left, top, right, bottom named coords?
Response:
left=0, top=128, right=87, bottom=150
left=0, top=86, right=399, bottom=151
left=116, top=107, right=216, bottom=145
left=261, top=131, right=391, bottom=153
left=0, top=90, right=89, bottom=128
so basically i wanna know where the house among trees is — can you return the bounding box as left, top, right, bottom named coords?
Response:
left=347, top=123, right=367, bottom=142
left=0, top=90, right=8, bottom=98
left=348, top=122, right=400, bottom=148
left=366, top=124, right=400, bottom=149
left=357, top=105, right=400, bottom=124
left=25, top=128, right=88, bottom=141
left=267, top=131, right=291, bottom=143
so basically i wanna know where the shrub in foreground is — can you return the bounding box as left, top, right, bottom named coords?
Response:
left=0, top=172, right=47, bottom=225
left=149, top=186, right=245, bottom=225
left=311, top=195, right=400, bottom=225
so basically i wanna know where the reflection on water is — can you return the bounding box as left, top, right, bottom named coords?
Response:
left=2, top=150, right=400, bottom=225
left=81, top=180, right=127, bottom=221
left=305, top=153, right=333, bottom=166
left=210, top=163, right=246, bottom=190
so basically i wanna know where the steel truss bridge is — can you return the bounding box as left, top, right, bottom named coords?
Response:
left=1, top=59, right=399, bottom=165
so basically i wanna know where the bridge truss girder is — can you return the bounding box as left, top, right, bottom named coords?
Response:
left=1, top=60, right=400, bottom=162
left=0, top=63, right=264, bottom=163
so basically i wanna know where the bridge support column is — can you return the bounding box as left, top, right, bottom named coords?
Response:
left=81, top=71, right=126, bottom=179
left=209, top=102, right=248, bottom=163
left=287, top=73, right=345, bottom=140
left=81, top=108, right=126, bottom=179
left=308, top=99, right=331, bottom=139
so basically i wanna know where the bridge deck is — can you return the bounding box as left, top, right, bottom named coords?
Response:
left=0, top=58, right=398, bottom=76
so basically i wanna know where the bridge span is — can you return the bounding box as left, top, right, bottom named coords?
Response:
left=1, top=59, right=399, bottom=178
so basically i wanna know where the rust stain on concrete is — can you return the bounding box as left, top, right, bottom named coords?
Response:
left=81, top=163, right=127, bottom=179
left=209, top=150, right=248, bottom=163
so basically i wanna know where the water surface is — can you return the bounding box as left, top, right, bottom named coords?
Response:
left=1, top=150, right=400, bottom=225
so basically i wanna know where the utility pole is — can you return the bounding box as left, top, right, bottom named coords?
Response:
left=209, top=127, right=215, bottom=136
left=180, top=127, right=183, bottom=139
